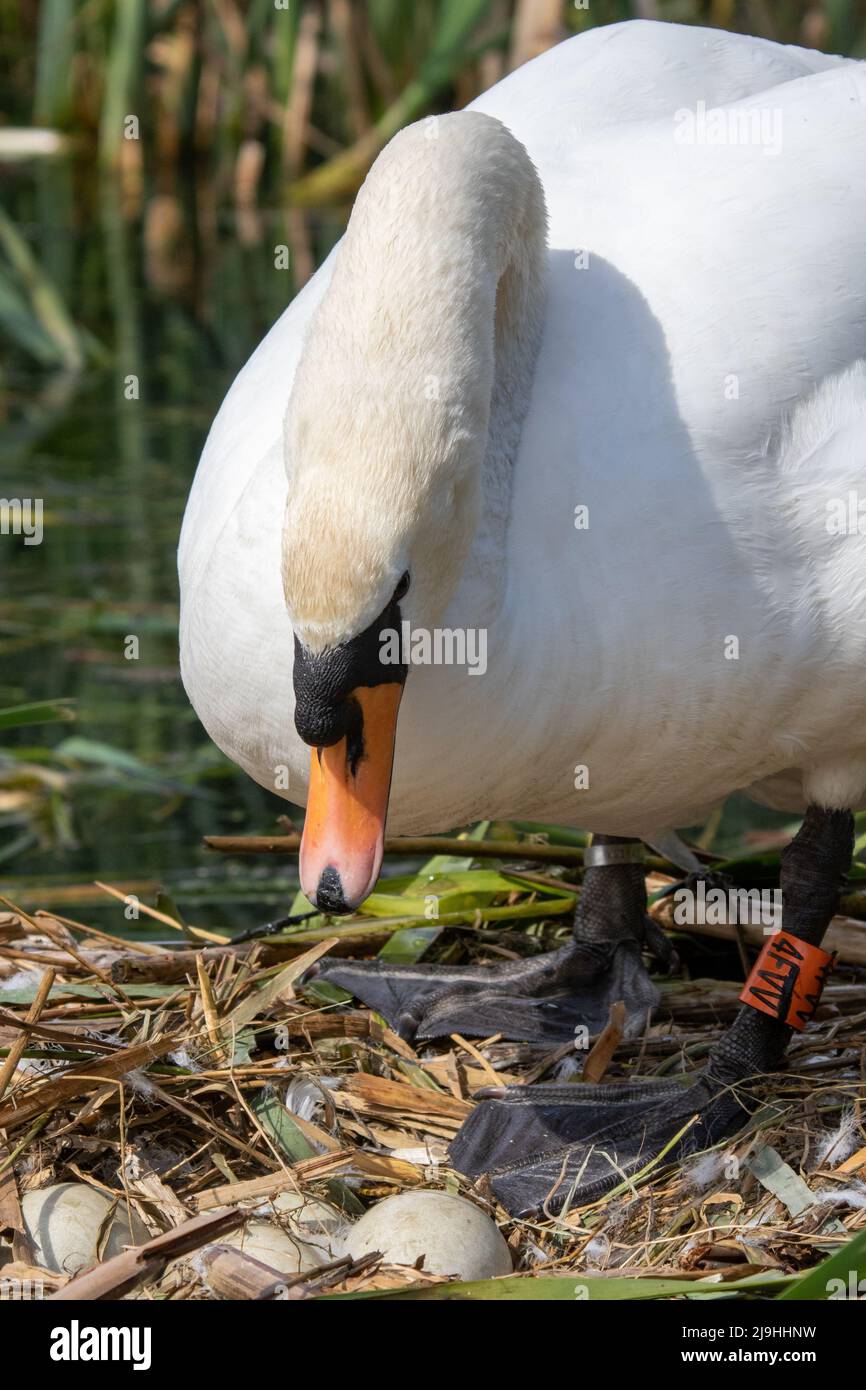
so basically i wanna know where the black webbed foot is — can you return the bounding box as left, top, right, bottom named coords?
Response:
left=450, top=807, right=855, bottom=1217
left=305, top=835, right=670, bottom=1043
left=450, top=1063, right=766, bottom=1217
left=307, top=937, right=660, bottom=1043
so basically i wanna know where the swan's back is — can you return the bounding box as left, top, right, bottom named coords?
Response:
left=471, top=19, right=852, bottom=136
left=477, top=27, right=866, bottom=505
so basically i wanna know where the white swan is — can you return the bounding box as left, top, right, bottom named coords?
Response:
left=181, top=20, right=866, bottom=869
left=180, top=21, right=866, bottom=1213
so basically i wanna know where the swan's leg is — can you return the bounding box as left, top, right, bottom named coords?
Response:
left=303, top=835, right=669, bottom=1043
left=451, top=805, right=852, bottom=1217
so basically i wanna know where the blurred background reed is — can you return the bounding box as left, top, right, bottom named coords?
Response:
left=4, top=2, right=866, bottom=211
left=1, top=1, right=864, bottom=932
left=13, top=0, right=522, bottom=199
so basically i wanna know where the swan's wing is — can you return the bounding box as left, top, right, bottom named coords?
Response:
left=472, top=19, right=853, bottom=138
left=177, top=252, right=337, bottom=778
left=628, top=62, right=866, bottom=457
left=179, top=439, right=296, bottom=791
left=513, top=56, right=866, bottom=465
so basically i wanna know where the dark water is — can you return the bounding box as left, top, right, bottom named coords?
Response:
left=0, top=154, right=346, bottom=932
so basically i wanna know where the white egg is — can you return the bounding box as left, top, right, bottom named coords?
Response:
left=21, top=1183, right=149, bottom=1276
left=341, top=1191, right=512, bottom=1280
left=163, top=1193, right=347, bottom=1295
left=268, top=1190, right=346, bottom=1242
left=217, top=1218, right=327, bottom=1274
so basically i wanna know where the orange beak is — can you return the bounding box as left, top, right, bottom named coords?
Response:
left=299, top=683, right=403, bottom=913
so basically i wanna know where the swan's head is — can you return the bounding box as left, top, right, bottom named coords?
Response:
left=281, top=270, right=486, bottom=914
left=287, top=563, right=409, bottom=918
left=279, top=112, right=534, bottom=913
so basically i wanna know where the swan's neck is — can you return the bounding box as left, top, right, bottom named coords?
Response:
left=282, top=112, right=547, bottom=648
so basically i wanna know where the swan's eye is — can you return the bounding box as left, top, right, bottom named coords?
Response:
left=393, top=571, right=410, bottom=602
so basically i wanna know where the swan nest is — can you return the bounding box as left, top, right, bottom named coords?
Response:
left=1, top=859, right=865, bottom=1302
